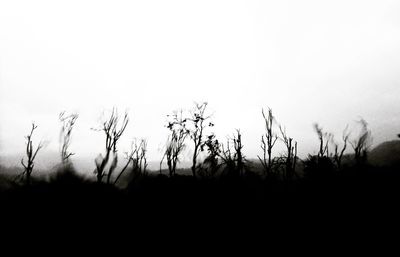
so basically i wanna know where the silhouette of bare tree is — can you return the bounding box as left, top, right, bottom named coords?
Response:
left=333, top=125, right=350, bottom=169
left=114, top=138, right=148, bottom=185
left=160, top=110, right=188, bottom=177
left=279, top=125, right=298, bottom=180
left=313, top=123, right=333, bottom=158
left=198, top=134, right=221, bottom=178
left=258, top=108, right=278, bottom=177
left=351, top=119, right=372, bottom=166
left=219, top=130, right=246, bottom=177
left=233, top=130, right=245, bottom=177
left=20, top=123, right=44, bottom=185
left=187, top=102, right=213, bottom=178
left=219, top=138, right=236, bottom=175
left=59, top=111, right=78, bottom=165
left=93, top=108, right=129, bottom=183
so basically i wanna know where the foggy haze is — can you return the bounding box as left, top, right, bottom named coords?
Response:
left=1, top=0, right=400, bottom=168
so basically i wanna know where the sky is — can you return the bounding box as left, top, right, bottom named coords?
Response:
left=1, top=0, right=400, bottom=168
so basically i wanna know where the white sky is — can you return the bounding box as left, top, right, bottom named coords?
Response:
left=1, top=0, right=400, bottom=165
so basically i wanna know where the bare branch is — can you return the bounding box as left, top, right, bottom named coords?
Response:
left=279, top=125, right=298, bottom=180
left=59, top=111, right=79, bottom=164
left=187, top=102, right=213, bottom=178
left=259, top=107, right=278, bottom=176
left=350, top=118, right=372, bottom=166
left=20, top=122, right=43, bottom=185
left=93, top=108, right=129, bottom=183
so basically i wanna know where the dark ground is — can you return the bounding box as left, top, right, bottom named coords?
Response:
left=0, top=165, right=399, bottom=250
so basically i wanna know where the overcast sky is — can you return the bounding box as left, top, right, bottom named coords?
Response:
left=1, top=0, right=400, bottom=166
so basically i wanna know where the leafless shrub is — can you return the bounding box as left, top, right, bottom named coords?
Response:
left=187, top=102, right=213, bottom=178
left=114, top=138, right=148, bottom=185
left=93, top=108, right=129, bottom=183
left=351, top=118, right=372, bottom=166
left=59, top=111, right=78, bottom=164
left=198, top=134, right=221, bottom=178
left=333, top=125, right=350, bottom=169
left=160, top=110, right=188, bottom=177
left=219, top=130, right=246, bottom=177
left=313, top=123, right=333, bottom=158
left=279, top=125, right=298, bottom=180
left=258, top=108, right=278, bottom=177
left=20, top=123, right=44, bottom=185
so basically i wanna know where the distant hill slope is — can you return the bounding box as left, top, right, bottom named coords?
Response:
left=369, top=140, right=400, bottom=167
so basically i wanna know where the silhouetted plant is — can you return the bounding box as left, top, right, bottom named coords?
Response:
left=233, top=130, right=245, bottom=176
left=279, top=125, right=298, bottom=180
left=303, top=123, right=338, bottom=177
left=303, top=155, right=335, bottom=179
left=219, top=130, right=247, bottom=177
left=113, top=147, right=135, bottom=185
left=129, top=138, right=148, bottom=180
left=351, top=119, right=372, bottom=166
left=20, top=123, right=44, bottom=185
left=219, top=138, right=236, bottom=175
left=198, top=134, right=221, bottom=178
left=138, top=139, right=148, bottom=176
left=93, top=108, right=129, bottom=183
left=187, top=102, right=213, bottom=178
left=333, top=125, right=350, bottom=170
left=59, top=111, right=78, bottom=165
left=160, top=110, right=188, bottom=177
left=313, top=123, right=333, bottom=158
left=114, top=138, right=148, bottom=185
left=258, top=108, right=278, bottom=177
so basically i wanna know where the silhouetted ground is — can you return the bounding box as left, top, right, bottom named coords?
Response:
left=1, top=164, right=400, bottom=247
left=1, top=166, right=399, bottom=213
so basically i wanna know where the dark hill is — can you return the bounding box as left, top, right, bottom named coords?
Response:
left=369, top=140, right=400, bottom=167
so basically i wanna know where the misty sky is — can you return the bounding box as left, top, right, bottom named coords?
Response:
left=1, top=0, right=400, bottom=166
